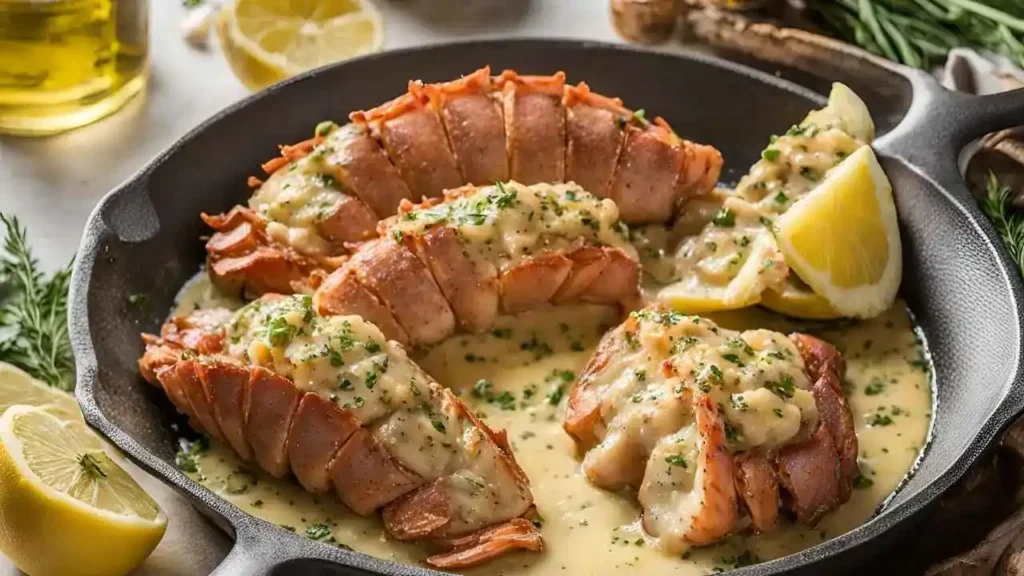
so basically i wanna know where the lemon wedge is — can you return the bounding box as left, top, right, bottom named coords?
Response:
left=775, top=145, right=901, bottom=318
left=805, top=82, right=874, bottom=142
left=658, top=283, right=761, bottom=314
left=0, top=405, right=166, bottom=576
left=0, top=362, right=79, bottom=417
left=219, top=0, right=384, bottom=91
left=760, top=276, right=844, bottom=320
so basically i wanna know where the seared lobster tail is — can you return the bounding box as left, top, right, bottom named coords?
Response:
left=203, top=67, right=723, bottom=299
left=139, top=298, right=542, bottom=568
left=314, top=182, right=644, bottom=347
left=563, top=306, right=858, bottom=550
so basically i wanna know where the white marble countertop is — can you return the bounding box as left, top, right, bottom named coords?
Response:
left=0, top=1, right=625, bottom=574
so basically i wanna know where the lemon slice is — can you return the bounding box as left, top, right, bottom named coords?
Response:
left=220, top=0, right=384, bottom=91
left=658, top=283, right=760, bottom=314
left=775, top=145, right=901, bottom=318
left=0, top=361, right=80, bottom=418
left=0, top=405, right=166, bottom=576
left=760, top=276, right=844, bottom=320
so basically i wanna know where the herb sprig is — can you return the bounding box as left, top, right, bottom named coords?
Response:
left=980, top=172, right=1024, bottom=276
left=0, top=214, right=75, bottom=391
left=809, top=0, right=1024, bottom=69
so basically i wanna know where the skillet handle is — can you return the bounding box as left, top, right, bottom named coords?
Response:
left=873, top=68, right=1024, bottom=199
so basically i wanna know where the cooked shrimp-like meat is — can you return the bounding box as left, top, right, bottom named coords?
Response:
left=201, top=206, right=340, bottom=298
left=138, top=295, right=542, bottom=569
left=203, top=67, right=722, bottom=297
left=563, top=305, right=857, bottom=551
left=314, top=182, right=643, bottom=347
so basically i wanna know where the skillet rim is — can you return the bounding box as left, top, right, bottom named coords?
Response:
left=67, top=37, right=1024, bottom=575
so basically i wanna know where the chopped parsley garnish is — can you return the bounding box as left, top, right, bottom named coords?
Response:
left=727, top=337, right=754, bottom=355
left=766, top=374, right=795, bottom=399
left=265, top=316, right=298, bottom=347
left=314, top=120, right=338, bottom=137
left=523, top=383, right=538, bottom=400
left=175, top=436, right=208, bottom=474
left=431, top=419, right=446, bottom=434
left=865, top=378, right=886, bottom=396
left=761, top=148, right=780, bottom=162
left=364, top=341, right=381, bottom=353
left=491, top=327, right=513, bottom=339
left=722, top=353, right=744, bottom=367
left=730, top=395, right=749, bottom=412
left=364, top=371, right=377, bottom=389
left=867, top=413, right=893, bottom=427
left=315, top=173, right=337, bottom=189
left=774, top=191, right=788, bottom=204
left=786, top=124, right=815, bottom=137
left=521, top=335, right=554, bottom=359
left=799, top=166, right=820, bottom=181
left=546, top=384, right=565, bottom=405
left=665, top=455, right=687, bottom=468
left=853, top=475, right=874, bottom=489
left=495, top=391, right=517, bottom=411
left=712, top=207, right=735, bottom=227
left=550, top=369, right=576, bottom=383
left=493, top=182, right=519, bottom=208
left=306, top=523, right=331, bottom=540
left=472, top=379, right=493, bottom=399
left=724, top=422, right=742, bottom=443
left=707, top=364, right=724, bottom=381
left=671, top=335, right=700, bottom=355
left=343, top=396, right=364, bottom=410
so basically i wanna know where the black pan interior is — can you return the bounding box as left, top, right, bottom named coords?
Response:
left=70, top=40, right=1024, bottom=575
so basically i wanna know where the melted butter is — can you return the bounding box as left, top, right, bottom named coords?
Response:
left=175, top=274, right=931, bottom=574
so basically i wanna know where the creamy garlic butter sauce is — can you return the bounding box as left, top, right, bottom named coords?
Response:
left=387, top=182, right=635, bottom=271
left=173, top=274, right=932, bottom=575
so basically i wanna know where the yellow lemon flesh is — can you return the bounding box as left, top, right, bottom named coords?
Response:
left=775, top=145, right=901, bottom=318
left=760, top=276, right=845, bottom=320
left=220, top=0, right=384, bottom=91
left=0, top=362, right=79, bottom=419
left=0, top=405, right=166, bottom=576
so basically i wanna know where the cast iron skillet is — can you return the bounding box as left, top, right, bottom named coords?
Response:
left=68, top=39, right=1024, bottom=575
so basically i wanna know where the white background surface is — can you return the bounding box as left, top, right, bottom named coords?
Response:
left=0, top=1, right=623, bottom=574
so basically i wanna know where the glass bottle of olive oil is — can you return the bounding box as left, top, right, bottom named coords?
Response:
left=0, top=0, right=148, bottom=136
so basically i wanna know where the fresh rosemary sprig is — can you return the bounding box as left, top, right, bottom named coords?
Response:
left=0, top=213, right=75, bottom=391
left=980, top=172, right=1024, bottom=277
left=808, top=0, right=1024, bottom=70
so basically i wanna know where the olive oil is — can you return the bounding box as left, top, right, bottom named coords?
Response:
left=0, top=0, right=148, bottom=136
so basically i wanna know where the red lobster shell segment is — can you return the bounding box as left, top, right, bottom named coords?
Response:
left=202, top=67, right=722, bottom=299
left=562, top=306, right=858, bottom=550
left=138, top=296, right=541, bottom=568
